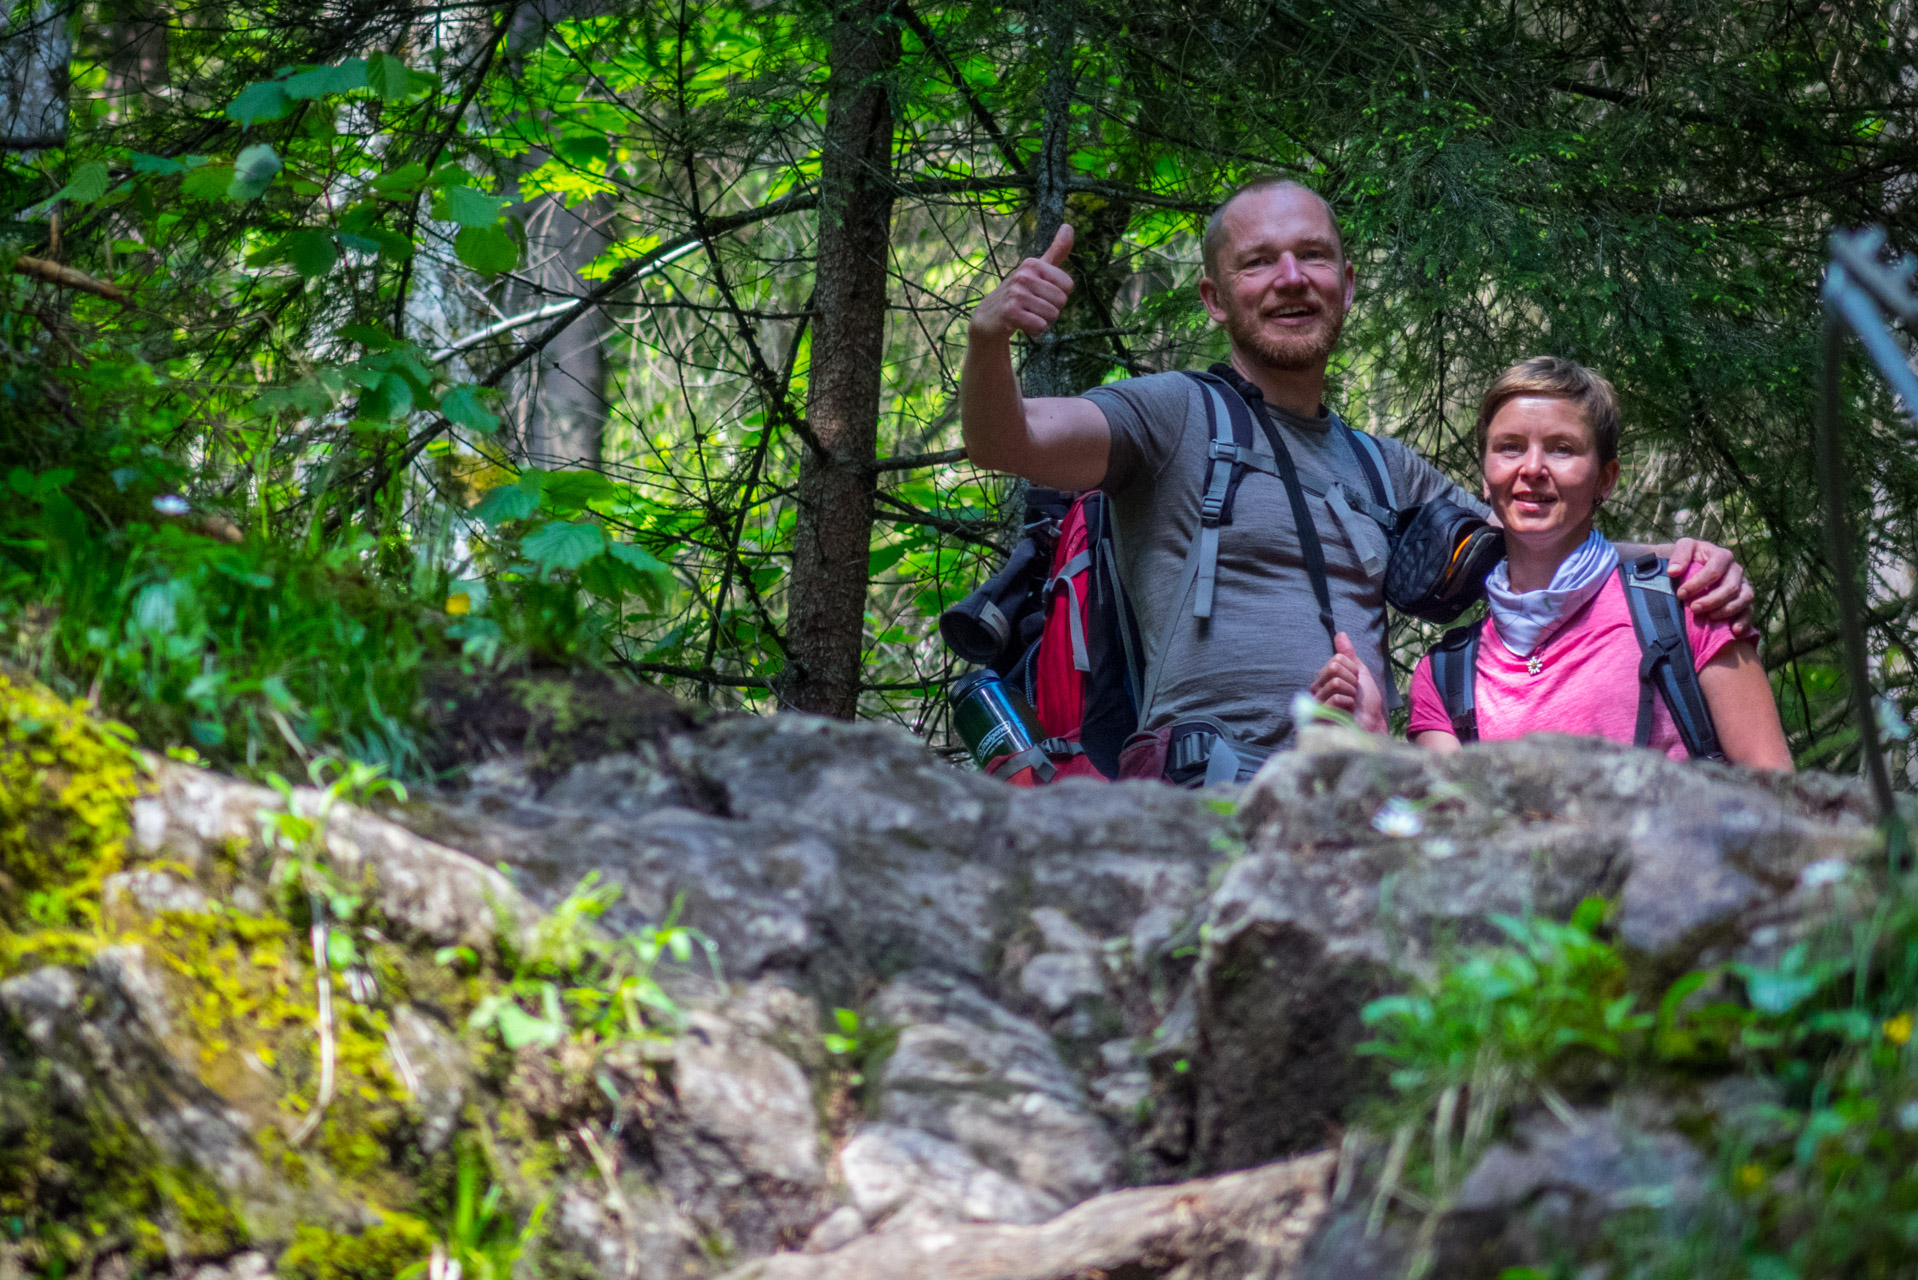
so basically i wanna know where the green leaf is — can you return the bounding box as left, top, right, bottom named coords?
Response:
left=364, top=51, right=418, bottom=102
left=181, top=164, right=235, bottom=200
left=539, top=470, right=617, bottom=509
left=495, top=1003, right=565, bottom=1050
left=282, top=59, right=366, bottom=100
left=522, top=521, right=606, bottom=571
left=355, top=226, right=415, bottom=260
left=1743, top=968, right=1821, bottom=1016
left=607, top=541, right=668, bottom=575
left=281, top=229, right=339, bottom=278
left=455, top=225, right=518, bottom=276
left=228, top=145, right=283, bottom=200
left=228, top=81, right=292, bottom=127
left=325, top=928, right=360, bottom=970
left=131, top=153, right=184, bottom=175
left=55, top=161, right=111, bottom=205
left=439, top=385, right=500, bottom=434
left=370, top=162, right=429, bottom=196
left=358, top=372, right=414, bottom=421
left=337, top=323, right=399, bottom=351
left=471, top=482, right=541, bottom=525
left=440, top=185, right=510, bottom=227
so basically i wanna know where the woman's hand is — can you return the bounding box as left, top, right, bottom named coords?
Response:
left=1309, top=633, right=1388, bottom=735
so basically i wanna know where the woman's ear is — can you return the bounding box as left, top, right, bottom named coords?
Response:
left=1597, top=458, right=1620, bottom=504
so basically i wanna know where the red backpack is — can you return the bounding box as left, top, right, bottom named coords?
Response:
left=939, top=489, right=1142, bottom=784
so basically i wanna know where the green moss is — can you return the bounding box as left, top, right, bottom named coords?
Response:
left=0, top=673, right=142, bottom=967
left=277, top=1216, right=435, bottom=1280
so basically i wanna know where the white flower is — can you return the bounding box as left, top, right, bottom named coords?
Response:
left=1422, top=837, right=1458, bottom=860
left=1799, top=858, right=1850, bottom=889
left=151, top=494, right=190, bottom=515
left=1372, top=797, right=1424, bottom=839
left=1291, top=690, right=1323, bottom=726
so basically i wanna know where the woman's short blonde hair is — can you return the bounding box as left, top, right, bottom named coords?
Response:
left=1475, top=356, right=1621, bottom=465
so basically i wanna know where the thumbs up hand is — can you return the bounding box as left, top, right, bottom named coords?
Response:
left=969, top=224, right=1076, bottom=343
left=1308, top=632, right=1388, bottom=735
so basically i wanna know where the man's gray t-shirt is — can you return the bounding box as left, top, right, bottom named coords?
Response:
left=1083, top=371, right=1486, bottom=751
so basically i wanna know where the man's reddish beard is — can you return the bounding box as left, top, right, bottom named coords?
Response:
left=1220, top=294, right=1347, bottom=372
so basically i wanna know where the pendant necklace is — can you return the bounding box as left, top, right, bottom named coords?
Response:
left=1523, top=627, right=1563, bottom=677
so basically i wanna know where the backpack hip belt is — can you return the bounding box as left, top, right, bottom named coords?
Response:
left=1165, top=717, right=1272, bottom=787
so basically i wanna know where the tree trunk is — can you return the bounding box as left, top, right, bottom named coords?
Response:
left=504, top=0, right=613, bottom=470
left=778, top=0, right=899, bottom=718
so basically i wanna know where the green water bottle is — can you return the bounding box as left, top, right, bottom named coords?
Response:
left=949, top=669, right=1044, bottom=773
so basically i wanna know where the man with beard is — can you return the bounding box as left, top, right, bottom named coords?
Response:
left=959, top=177, right=1751, bottom=783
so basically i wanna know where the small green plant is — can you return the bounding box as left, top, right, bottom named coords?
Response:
left=400, top=1144, right=546, bottom=1280
left=1354, top=898, right=1652, bottom=1272
left=465, top=876, right=717, bottom=1050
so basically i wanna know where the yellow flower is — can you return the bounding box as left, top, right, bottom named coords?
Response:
left=444, top=592, right=471, bottom=616
left=1886, top=1012, right=1914, bottom=1045
left=1735, top=1163, right=1767, bottom=1194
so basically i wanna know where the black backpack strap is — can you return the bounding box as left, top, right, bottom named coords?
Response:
left=1619, top=555, right=1726, bottom=761
left=1334, top=413, right=1398, bottom=515
left=1429, top=621, right=1483, bottom=742
left=1243, top=396, right=1339, bottom=649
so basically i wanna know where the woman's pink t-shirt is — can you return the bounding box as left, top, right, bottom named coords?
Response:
left=1406, top=568, right=1739, bottom=758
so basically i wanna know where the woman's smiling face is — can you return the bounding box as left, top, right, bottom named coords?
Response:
left=1481, top=395, right=1620, bottom=546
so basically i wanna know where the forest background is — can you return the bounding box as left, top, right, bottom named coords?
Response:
left=2, top=0, right=1917, bottom=780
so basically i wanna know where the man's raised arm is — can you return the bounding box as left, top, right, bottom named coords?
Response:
left=960, top=225, right=1113, bottom=492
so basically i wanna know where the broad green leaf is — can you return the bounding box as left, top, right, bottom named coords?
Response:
left=370, top=162, right=429, bottom=196
left=455, top=225, right=518, bottom=276
left=181, top=164, right=234, bottom=200
left=471, top=482, right=541, bottom=524
left=228, top=81, right=292, bottom=127
left=337, top=322, right=399, bottom=350
left=358, top=372, right=414, bottom=421
left=131, top=153, right=184, bottom=175
left=494, top=1003, right=565, bottom=1050
left=440, top=185, right=510, bottom=227
left=523, top=520, right=606, bottom=571
left=355, top=226, right=415, bottom=260
left=539, top=470, right=617, bottom=509
left=282, top=59, right=366, bottom=100
left=55, top=161, right=110, bottom=206
left=1744, top=969, right=1821, bottom=1016
left=228, top=145, right=283, bottom=200
left=607, top=541, right=668, bottom=575
left=364, top=51, right=417, bottom=102
left=554, top=134, right=611, bottom=168
left=281, top=229, right=339, bottom=278
left=439, top=385, right=499, bottom=434
left=335, top=231, right=381, bottom=254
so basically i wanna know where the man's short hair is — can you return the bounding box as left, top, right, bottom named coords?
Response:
left=1201, top=176, right=1344, bottom=280
left=1475, top=356, right=1622, bottom=465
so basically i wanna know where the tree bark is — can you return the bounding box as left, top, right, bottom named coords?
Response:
left=504, top=0, right=613, bottom=470
left=778, top=0, right=899, bottom=718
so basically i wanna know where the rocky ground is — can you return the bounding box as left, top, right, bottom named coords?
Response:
left=0, top=679, right=1885, bottom=1279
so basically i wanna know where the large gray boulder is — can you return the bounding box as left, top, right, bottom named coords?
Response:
left=1187, top=725, right=1877, bottom=1171
left=9, top=699, right=1885, bottom=1280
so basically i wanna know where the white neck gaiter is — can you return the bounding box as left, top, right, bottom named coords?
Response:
left=1483, top=530, right=1615, bottom=657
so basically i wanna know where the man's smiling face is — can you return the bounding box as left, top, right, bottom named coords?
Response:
left=1199, top=185, right=1356, bottom=374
